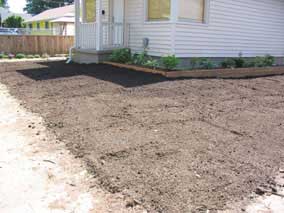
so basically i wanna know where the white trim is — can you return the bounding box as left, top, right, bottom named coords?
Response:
left=75, top=0, right=80, bottom=48
left=96, top=0, right=102, bottom=50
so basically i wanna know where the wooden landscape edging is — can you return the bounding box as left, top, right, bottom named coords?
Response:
left=104, top=62, right=284, bottom=79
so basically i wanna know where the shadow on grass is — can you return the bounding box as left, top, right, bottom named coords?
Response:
left=16, top=61, right=169, bottom=88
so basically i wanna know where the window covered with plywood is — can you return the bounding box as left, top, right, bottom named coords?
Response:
left=179, top=0, right=205, bottom=22
left=85, top=0, right=96, bottom=22
left=148, top=0, right=170, bottom=21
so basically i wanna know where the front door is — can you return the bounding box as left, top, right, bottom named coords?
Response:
left=111, top=0, right=124, bottom=45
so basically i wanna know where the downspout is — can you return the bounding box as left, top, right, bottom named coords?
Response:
left=67, top=0, right=80, bottom=64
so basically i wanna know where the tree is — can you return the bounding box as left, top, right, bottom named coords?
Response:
left=3, top=16, right=25, bottom=28
left=24, top=0, right=74, bottom=15
left=0, top=0, right=7, bottom=7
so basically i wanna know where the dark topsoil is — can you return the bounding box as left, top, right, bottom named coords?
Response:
left=1, top=61, right=284, bottom=212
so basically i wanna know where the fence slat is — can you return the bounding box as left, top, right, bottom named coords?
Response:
left=0, top=35, right=74, bottom=55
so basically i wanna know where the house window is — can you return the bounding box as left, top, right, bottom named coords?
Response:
left=37, top=22, right=40, bottom=29
left=179, top=0, right=205, bottom=22
left=29, top=24, right=33, bottom=29
left=148, top=0, right=170, bottom=21
left=45, top=22, right=49, bottom=29
left=85, top=0, right=96, bottom=22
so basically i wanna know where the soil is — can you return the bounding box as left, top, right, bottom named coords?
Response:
left=1, top=61, right=284, bottom=213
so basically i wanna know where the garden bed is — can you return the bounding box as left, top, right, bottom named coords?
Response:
left=104, top=61, right=284, bottom=79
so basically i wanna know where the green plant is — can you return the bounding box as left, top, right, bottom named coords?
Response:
left=26, top=54, right=35, bottom=59
left=234, top=57, right=246, bottom=68
left=132, top=51, right=150, bottom=65
left=0, top=53, right=4, bottom=59
left=198, top=58, right=215, bottom=69
left=3, top=15, right=25, bottom=28
left=34, top=54, right=41, bottom=58
left=143, top=59, right=159, bottom=69
left=109, top=48, right=131, bottom=63
left=263, top=54, right=275, bottom=66
left=161, top=55, right=179, bottom=70
left=42, top=53, right=50, bottom=58
left=190, top=58, right=202, bottom=69
left=16, top=53, right=26, bottom=59
left=221, top=58, right=236, bottom=69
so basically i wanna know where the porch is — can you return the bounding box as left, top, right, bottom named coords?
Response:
left=74, top=0, right=129, bottom=52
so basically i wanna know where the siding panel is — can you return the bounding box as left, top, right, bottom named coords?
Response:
left=175, top=0, right=284, bottom=57
left=125, top=0, right=172, bottom=56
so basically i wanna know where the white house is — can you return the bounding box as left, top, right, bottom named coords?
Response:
left=73, top=0, right=284, bottom=64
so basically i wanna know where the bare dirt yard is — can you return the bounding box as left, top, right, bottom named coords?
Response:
left=0, top=61, right=284, bottom=212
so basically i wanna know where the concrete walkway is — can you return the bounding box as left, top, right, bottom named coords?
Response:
left=0, top=83, right=144, bottom=213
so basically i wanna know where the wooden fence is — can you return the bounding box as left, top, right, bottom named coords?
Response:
left=0, top=35, right=74, bottom=55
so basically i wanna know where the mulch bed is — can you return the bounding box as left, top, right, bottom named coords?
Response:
left=1, top=61, right=284, bottom=213
left=104, top=61, right=284, bottom=79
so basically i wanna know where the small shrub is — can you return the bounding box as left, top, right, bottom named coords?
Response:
left=0, top=53, right=4, bottom=59
left=234, top=57, right=246, bottom=68
left=132, top=51, right=150, bottom=65
left=251, top=55, right=275, bottom=67
left=143, top=59, right=159, bottom=69
left=198, top=58, right=215, bottom=69
left=26, top=54, right=35, bottom=59
left=162, top=55, right=179, bottom=70
left=34, top=54, right=41, bottom=58
left=190, top=58, right=202, bottom=69
left=263, top=54, right=275, bottom=66
left=42, top=53, right=50, bottom=58
left=221, top=58, right=236, bottom=69
left=109, top=48, right=131, bottom=63
left=16, top=53, right=26, bottom=59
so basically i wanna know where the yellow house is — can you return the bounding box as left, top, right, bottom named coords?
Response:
left=24, top=5, right=75, bottom=36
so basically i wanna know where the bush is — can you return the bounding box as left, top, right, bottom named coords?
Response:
left=132, top=51, right=150, bottom=65
left=198, top=58, right=215, bottom=69
left=34, top=54, right=41, bottom=58
left=0, top=54, right=5, bottom=59
left=162, top=55, right=179, bottom=70
left=221, top=58, right=236, bottom=68
left=42, top=53, right=50, bottom=58
left=143, top=59, right=159, bottom=69
left=16, top=53, right=26, bottom=59
left=190, top=58, right=202, bottom=69
left=263, top=54, right=275, bottom=66
left=234, top=57, right=246, bottom=68
left=190, top=57, right=215, bottom=69
left=109, top=48, right=131, bottom=63
left=26, top=55, right=35, bottom=59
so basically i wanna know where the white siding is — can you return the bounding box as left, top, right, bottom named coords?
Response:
left=174, top=0, right=284, bottom=57
left=125, top=0, right=172, bottom=56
